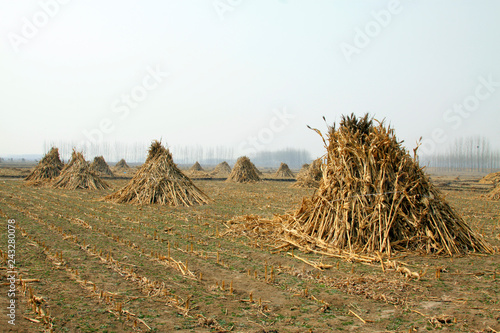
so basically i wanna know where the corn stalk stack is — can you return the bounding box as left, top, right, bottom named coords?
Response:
left=25, top=147, right=64, bottom=186
left=103, top=141, right=210, bottom=206
left=226, top=156, right=261, bottom=183
left=188, top=161, right=211, bottom=179
left=277, top=114, right=492, bottom=256
left=485, top=183, right=500, bottom=200
left=479, top=171, right=500, bottom=184
left=293, top=159, right=323, bottom=188
left=90, top=156, right=115, bottom=177
left=211, top=161, right=232, bottom=177
left=115, top=159, right=130, bottom=169
left=275, top=162, right=295, bottom=178
left=52, top=151, right=110, bottom=190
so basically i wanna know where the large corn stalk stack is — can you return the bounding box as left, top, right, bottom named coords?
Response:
left=25, top=147, right=64, bottom=186
left=53, top=151, right=110, bottom=190
left=278, top=114, right=492, bottom=255
left=226, top=156, right=261, bottom=183
left=275, top=162, right=295, bottom=178
left=293, top=159, right=323, bottom=188
left=103, top=141, right=210, bottom=206
left=90, top=156, right=114, bottom=177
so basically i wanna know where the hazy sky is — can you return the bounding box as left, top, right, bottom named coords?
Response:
left=1, top=0, right=499, bottom=159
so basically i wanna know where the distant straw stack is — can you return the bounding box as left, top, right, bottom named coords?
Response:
left=53, top=151, right=110, bottom=190
left=211, top=161, right=232, bottom=177
left=115, top=159, right=129, bottom=169
left=103, top=141, right=210, bottom=206
left=188, top=161, right=211, bottom=178
left=90, top=156, right=114, bottom=177
left=25, top=147, right=64, bottom=186
left=226, top=156, right=261, bottom=183
left=274, top=162, right=294, bottom=178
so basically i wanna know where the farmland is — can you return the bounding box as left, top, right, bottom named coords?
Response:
left=1, top=169, right=499, bottom=332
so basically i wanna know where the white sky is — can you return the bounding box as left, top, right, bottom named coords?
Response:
left=1, top=0, right=499, bottom=159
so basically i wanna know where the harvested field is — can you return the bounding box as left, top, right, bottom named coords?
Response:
left=1, top=171, right=499, bottom=332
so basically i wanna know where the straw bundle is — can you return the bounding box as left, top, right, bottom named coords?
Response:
left=226, top=156, right=261, bottom=183
left=485, top=183, right=500, bottom=200
left=90, top=156, right=114, bottom=177
left=276, top=114, right=492, bottom=255
left=293, top=159, right=323, bottom=188
left=187, top=161, right=211, bottom=178
left=25, top=147, right=64, bottom=186
left=211, top=161, right=232, bottom=177
left=115, top=159, right=129, bottom=169
left=190, top=162, right=204, bottom=172
left=479, top=171, right=500, bottom=184
left=275, top=162, right=295, bottom=178
left=53, top=151, right=110, bottom=190
left=103, top=141, right=209, bottom=206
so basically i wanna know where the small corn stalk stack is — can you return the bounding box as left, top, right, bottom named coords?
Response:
left=277, top=114, right=492, bottom=256
left=103, top=141, right=210, bottom=206
left=211, top=161, right=232, bottom=177
left=90, top=156, right=114, bottom=177
left=25, top=147, right=64, bottom=186
left=274, top=162, right=294, bottom=178
left=52, top=151, right=110, bottom=190
left=226, top=156, right=261, bottom=183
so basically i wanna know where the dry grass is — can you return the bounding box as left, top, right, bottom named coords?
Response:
left=103, top=140, right=210, bottom=206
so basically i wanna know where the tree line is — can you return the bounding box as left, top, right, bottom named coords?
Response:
left=419, top=136, right=500, bottom=172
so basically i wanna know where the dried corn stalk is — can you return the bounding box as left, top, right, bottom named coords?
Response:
left=52, top=150, right=110, bottom=190
left=226, top=156, right=261, bottom=183
left=279, top=114, right=492, bottom=255
left=25, top=147, right=63, bottom=186
left=275, top=162, right=295, bottom=178
left=103, top=140, right=209, bottom=206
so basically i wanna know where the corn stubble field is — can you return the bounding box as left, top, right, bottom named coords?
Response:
left=1, top=172, right=500, bottom=332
